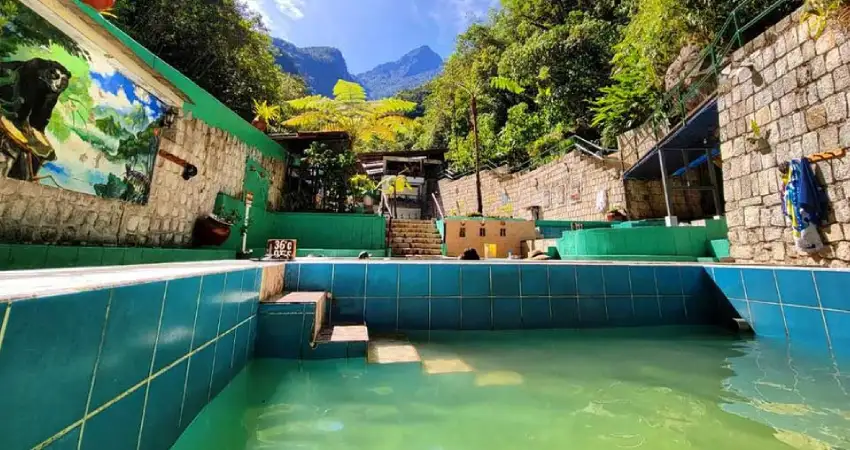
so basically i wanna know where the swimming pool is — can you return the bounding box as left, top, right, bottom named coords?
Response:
left=0, top=260, right=848, bottom=449
left=174, top=328, right=850, bottom=450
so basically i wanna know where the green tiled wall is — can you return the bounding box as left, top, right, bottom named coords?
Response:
left=0, top=244, right=235, bottom=271
left=557, top=226, right=711, bottom=259
left=0, top=267, right=261, bottom=449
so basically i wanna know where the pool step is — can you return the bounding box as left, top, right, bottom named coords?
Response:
left=367, top=335, right=422, bottom=364
left=315, top=325, right=369, bottom=344
left=306, top=325, right=370, bottom=359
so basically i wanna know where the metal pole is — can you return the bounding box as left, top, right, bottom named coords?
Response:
left=705, top=149, right=723, bottom=215
left=471, top=94, right=483, bottom=215
left=658, top=148, right=674, bottom=222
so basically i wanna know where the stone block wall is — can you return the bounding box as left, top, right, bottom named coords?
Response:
left=438, top=151, right=626, bottom=221
left=617, top=121, right=670, bottom=166
left=718, top=9, right=850, bottom=267
left=437, top=149, right=703, bottom=222
left=0, top=114, right=286, bottom=247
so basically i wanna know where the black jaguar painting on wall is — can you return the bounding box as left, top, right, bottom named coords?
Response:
left=0, top=0, right=166, bottom=204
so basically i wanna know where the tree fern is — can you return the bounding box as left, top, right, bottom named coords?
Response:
left=284, top=79, right=415, bottom=150
left=333, top=80, right=367, bottom=102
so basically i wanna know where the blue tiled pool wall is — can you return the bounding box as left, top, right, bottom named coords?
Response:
left=0, top=268, right=261, bottom=450
left=256, top=302, right=367, bottom=360
left=707, top=265, right=850, bottom=359
left=281, top=262, right=722, bottom=333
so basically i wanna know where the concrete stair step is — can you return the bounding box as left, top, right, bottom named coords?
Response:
left=392, top=219, right=435, bottom=224
left=393, top=249, right=442, bottom=256
left=391, top=243, right=442, bottom=250
left=315, top=325, right=369, bottom=344
left=392, top=232, right=441, bottom=239
left=391, top=237, right=442, bottom=244
left=391, top=227, right=437, bottom=234
left=368, top=335, right=421, bottom=364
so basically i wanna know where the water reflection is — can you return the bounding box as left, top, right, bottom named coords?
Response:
left=175, top=329, right=850, bottom=450
left=722, top=339, right=850, bottom=449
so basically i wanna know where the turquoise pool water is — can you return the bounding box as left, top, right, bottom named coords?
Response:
left=173, top=328, right=850, bottom=450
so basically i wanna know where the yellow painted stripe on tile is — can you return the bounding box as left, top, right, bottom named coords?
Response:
left=0, top=302, right=12, bottom=354
left=76, top=289, right=114, bottom=450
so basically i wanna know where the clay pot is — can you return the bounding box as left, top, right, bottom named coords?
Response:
left=193, top=215, right=232, bottom=247
left=83, top=0, right=115, bottom=11
left=251, top=117, right=268, bottom=132
left=606, top=211, right=626, bottom=222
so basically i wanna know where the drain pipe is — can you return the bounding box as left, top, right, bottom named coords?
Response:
left=238, top=192, right=254, bottom=259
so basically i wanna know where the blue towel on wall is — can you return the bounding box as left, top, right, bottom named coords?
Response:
left=791, top=158, right=828, bottom=228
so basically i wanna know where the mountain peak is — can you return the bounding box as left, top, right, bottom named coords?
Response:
left=356, top=45, right=444, bottom=99
left=272, top=38, right=354, bottom=97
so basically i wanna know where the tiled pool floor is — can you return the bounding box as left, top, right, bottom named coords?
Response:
left=173, top=328, right=850, bottom=449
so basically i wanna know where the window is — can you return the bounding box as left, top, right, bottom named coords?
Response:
left=500, top=228, right=506, bottom=237
left=460, top=228, right=466, bottom=237
left=479, top=228, right=486, bottom=237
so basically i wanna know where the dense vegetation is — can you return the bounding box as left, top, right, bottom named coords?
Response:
left=402, top=0, right=798, bottom=171
left=108, top=0, right=799, bottom=170
left=112, top=0, right=306, bottom=119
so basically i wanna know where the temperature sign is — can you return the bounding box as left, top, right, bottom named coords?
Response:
left=266, top=239, right=297, bottom=260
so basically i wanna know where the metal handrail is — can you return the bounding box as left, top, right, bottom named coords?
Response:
left=379, top=192, right=394, bottom=219
left=651, top=0, right=799, bottom=136
left=438, top=133, right=618, bottom=180
left=432, top=192, right=445, bottom=219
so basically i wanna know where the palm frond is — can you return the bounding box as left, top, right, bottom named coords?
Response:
left=287, top=95, right=332, bottom=111
left=283, top=111, right=339, bottom=129
left=370, top=98, right=417, bottom=115
left=490, top=76, right=525, bottom=94
left=333, top=80, right=367, bottom=102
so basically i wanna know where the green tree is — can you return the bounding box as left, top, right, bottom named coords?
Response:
left=111, top=0, right=306, bottom=119
left=283, top=80, right=416, bottom=151
left=0, top=0, right=86, bottom=59
left=303, top=142, right=357, bottom=212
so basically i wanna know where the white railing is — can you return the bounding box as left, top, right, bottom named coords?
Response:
left=432, top=192, right=445, bottom=220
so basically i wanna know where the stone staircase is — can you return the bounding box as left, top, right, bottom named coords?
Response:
left=389, top=219, right=442, bottom=257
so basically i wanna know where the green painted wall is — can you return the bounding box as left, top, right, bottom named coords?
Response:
left=0, top=244, right=234, bottom=271
left=263, top=213, right=386, bottom=250
left=535, top=220, right=613, bottom=239
left=214, top=158, right=387, bottom=255
left=557, top=227, right=710, bottom=259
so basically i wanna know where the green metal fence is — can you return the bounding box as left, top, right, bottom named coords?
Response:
left=650, top=0, right=802, bottom=140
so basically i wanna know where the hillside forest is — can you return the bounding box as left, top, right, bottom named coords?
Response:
left=111, top=0, right=803, bottom=172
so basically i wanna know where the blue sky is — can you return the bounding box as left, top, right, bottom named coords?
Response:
left=244, top=0, right=500, bottom=74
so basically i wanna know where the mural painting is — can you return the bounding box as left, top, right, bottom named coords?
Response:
left=0, top=0, right=166, bottom=204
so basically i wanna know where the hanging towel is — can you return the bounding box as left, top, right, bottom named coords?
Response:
left=792, top=158, right=828, bottom=228
left=595, top=189, right=608, bottom=213
left=783, top=158, right=828, bottom=253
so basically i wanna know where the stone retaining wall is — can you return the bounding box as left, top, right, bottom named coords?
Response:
left=437, top=149, right=702, bottom=222
left=718, top=9, right=850, bottom=267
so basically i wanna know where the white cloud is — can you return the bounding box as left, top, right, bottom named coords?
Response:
left=134, top=86, right=151, bottom=104
left=90, top=84, right=133, bottom=111
left=424, top=0, right=498, bottom=41
left=272, top=0, right=305, bottom=20
left=441, top=0, right=498, bottom=31
left=243, top=0, right=272, bottom=27
left=242, top=0, right=305, bottom=33
left=144, top=105, right=157, bottom=121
